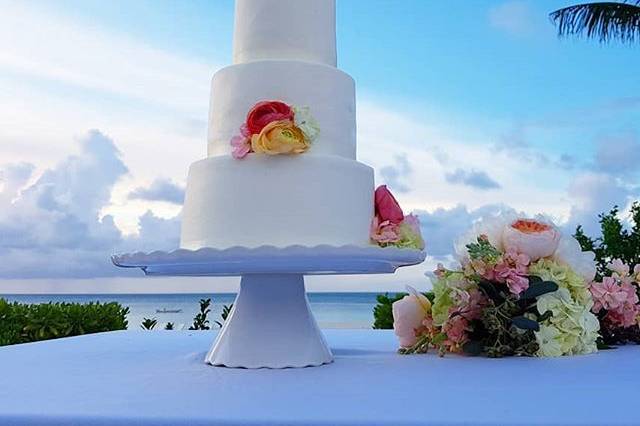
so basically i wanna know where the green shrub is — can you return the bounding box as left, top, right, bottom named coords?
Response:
left=372, top=293, right=407, bottom=329
left=0, top=299, right=129, bottom=346
left=575, top=201, right=640, bottom=278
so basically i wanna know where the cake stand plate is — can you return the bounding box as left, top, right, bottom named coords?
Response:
left=112, top=246, right=425, bottom=369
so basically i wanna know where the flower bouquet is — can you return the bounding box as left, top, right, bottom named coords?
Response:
left=393, top=214, right=602, bottom=357
left=589, top=259, right=640, bottom=345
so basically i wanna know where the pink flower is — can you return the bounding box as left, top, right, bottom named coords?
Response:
left=590, top=277, right=629, bottom=313
left=443, top=315, right=469, bottom=345
left=370, top=216, right=400, bottom=245
left=607, top=259, right=630, bottom=277
left=374, top=185, right=404, bottom=224
left=392, top=287, right=432, bottom=348
left=246, top=100, right=294, bottom=135
left=634, top=264, right=640, bottom=282
left=493, top=250, right=530, bottom=296
left=502, top=218, right=561, bottom=261
left=230, top=135, right=251, bottom=159
left=506, top=274, right=530, bottom=296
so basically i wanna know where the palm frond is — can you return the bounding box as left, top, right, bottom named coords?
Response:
left=550, top=1, right=640, bottom=43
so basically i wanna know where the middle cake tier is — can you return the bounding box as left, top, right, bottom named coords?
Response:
left=207, top=60, right=356, bottom=159
left=180, top=154, right=374, bottom=250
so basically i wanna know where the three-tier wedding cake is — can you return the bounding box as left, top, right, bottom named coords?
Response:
left=180, top=0, right=375, bottom=249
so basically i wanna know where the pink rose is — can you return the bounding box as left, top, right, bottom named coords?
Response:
left=246, top=101, right=294, bottom=135
left=502, top=218, right=561, bottom=261
left=392, top=287, right=431, bottom=348
left=374, top=185, right=404, bottom=224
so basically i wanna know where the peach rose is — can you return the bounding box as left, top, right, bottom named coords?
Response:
left=393, top=286, right=431, bottom=348
left=250, top=120, right=309, bottom=155
left=502, top=218, right=561, bottom=261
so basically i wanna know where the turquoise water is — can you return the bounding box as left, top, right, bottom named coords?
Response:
left=1, top=293, right=385, bottom=330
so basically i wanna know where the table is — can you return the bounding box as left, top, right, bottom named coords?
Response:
left=0, top=330, right=638, bottom=425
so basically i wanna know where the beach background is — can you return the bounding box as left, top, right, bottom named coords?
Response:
left=2, top=293, right=385, bottom=330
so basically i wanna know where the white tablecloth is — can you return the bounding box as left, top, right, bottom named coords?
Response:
left=0, top=330, right=638, bottom=425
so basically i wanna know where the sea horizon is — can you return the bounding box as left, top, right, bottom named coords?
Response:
left=1, top=292, right=397, bottom=330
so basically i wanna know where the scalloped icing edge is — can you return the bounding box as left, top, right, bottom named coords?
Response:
left=112, top=244, right=426, bottom=263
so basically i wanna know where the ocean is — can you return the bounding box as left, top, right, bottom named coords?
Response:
left=1, top=293, right=386, bottom=330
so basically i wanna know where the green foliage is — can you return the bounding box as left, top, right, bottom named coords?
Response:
left=214, top=304, right=233, bottom=328
left=372, top=293, right=406, bottom=329
left=372, top=292, right=435, bottom=329
left=574, top=202, right=640, bottom=278
left=464, top=277, right=558, bottom=357
left=164, top=322, right=174, bottom=330
left=189, top=298, right=212, bottom=330
left=466, top=236, right=501, bottom=263
left=140, top=318, right=157, bottom=330
left=0, top=299, right=129, bottom=346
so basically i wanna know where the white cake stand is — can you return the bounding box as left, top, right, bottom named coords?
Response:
left=112, top=245, right=425, bottom=369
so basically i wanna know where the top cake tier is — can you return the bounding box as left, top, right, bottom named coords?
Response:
left=233, top=0, right=337, bottom=66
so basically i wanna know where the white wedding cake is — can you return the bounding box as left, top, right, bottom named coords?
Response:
left=180, top=0, right=375, bottom=249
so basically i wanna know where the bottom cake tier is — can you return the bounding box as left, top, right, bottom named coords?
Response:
left=180, top=155, right=374, bottom=249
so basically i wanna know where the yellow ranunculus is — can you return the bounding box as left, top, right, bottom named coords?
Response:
left=250, top=120, right=309, bottom=155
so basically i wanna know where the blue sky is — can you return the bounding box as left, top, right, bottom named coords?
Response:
left=0, top=0, right=638, bottom=292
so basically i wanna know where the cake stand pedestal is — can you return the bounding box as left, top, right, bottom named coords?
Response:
left=112, top=245, right=425, bottom=369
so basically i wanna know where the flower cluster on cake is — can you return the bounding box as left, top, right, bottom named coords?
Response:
left=230, top=100, right=320, bottom=159
left=393, top=214, right=605, bottom=357
left=370, top=185, right=424, bottom=250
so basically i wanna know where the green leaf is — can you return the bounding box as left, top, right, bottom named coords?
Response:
left=462, top=340, right=483, bottom=356
left=477, top=280, right=502, bottom=303
left=537, top=310, right=553, bottom=323
left=520, top=281, right=559, bottom=300
left=512, top=316, right=540, bottom=331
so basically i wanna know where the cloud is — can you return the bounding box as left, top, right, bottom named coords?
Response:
left=0, top=130, right=180, bottom=278
left=416, top=204, right=516, bottom=256
left=129, top=178, right=185, bottom=204
left=379, top=153, right=412, bottom=193
left=565, top=172, right=634, bottom=235
left=488, top=1, right=535, bottom=36
left=594, top=132, right=640, bottom=176
left=445, top=168, right=501, bottom=190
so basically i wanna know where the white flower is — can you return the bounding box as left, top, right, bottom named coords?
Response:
left=453, top=211, right=517, bottom=261
left=502, top=217, right=561, bottom=261
left=292, top=106, right=320, bottom=142
left=535, top=325, right=563, bottom=357
left=552, top=236, right=597, bottom=282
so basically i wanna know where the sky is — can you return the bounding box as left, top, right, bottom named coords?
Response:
left=0, top=0, right=638, bottom=293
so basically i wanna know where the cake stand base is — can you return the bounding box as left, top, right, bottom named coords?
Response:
left=206, top=274, right=332, bottom=368
left=112, top=245, right=426, bottom=369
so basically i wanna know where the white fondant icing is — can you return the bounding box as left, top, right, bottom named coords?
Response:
left=207, top=60, right=356, bottom=159
left=233, top=0, right=336, bottom=66
left=180, top=155, right=374, bottom=250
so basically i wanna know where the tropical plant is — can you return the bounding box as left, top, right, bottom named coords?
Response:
left=164, top=322, right=175, bottom=330
left=550, top=1, right=640, bottom=43
left=214, top=304, right=233, bottom=328
left=574, top=201, right=640, bottom=278
left=373, top=293, right=408, bottom=329
left=189, top=298, right=212, bottom=330
left=140, top=318, right=158, bottom=330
